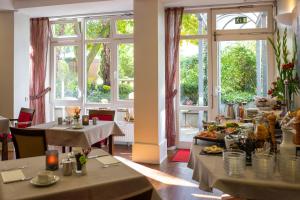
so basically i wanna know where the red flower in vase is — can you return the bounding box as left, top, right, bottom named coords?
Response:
left=282, top=62, right=294, bottom=70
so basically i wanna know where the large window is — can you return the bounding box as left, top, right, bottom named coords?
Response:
left=50, top=16, right=134, bottom=119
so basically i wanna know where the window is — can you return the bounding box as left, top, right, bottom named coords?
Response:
left=50, top=20, right=80, bottom=39
left=54, top=45, right=80, bottom=100
left=118, top=43, right=134, bottom=100
left=50, top=15, right=134, bottom=120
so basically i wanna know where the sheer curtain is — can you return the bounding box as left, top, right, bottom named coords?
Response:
left=165, top=8, right=184, bottom=147
left=29, top=18, right=50, bottom=124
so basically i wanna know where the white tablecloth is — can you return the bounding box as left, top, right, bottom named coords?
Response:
left=0, top=149, right=160, bottom=200
left=0, top=115, right=9, bottom=133
left=31, top=121, right=124, bottom=147
left=188, top=144, right=300, bottom=200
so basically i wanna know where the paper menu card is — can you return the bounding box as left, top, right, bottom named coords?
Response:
left=1, top=170, right=25, bottom=183
left=96, top=156, right=120, bottom=165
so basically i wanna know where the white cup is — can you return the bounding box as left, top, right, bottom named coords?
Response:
left=37, top=171, right=54, bottom=184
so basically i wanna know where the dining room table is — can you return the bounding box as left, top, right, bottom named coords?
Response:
left=0, top=115, right=10, bottom=161
left=0, top=149, right=161, bottom=200
left=31, top=120, right=125, bottom=155
left=188, top=143, right=300, bottom=200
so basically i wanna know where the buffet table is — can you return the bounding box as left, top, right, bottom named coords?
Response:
left=188, top=143, right=300, bottom=200
left=0, top=149, right=160, bottom=200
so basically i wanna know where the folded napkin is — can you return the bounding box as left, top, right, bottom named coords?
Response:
left=1, top=170, right=25, bottom=183
left=96, top=156, right=120, bottom=165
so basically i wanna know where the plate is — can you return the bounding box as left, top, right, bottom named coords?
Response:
left=72, top=125, right=83, bottom=129
left=30, top=175, right=60, bottom=187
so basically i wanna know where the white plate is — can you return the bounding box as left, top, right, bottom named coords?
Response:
left=72, top=125, right=83, bottom=129
left=30, top=175, right=60, bottom=187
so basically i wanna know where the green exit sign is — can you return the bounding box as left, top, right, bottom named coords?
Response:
left=235, top=17, right=248, bottom=24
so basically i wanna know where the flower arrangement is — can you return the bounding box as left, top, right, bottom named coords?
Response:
left=75, top=147, right=91, bottom=174
left=73, top=107, right=81, bottom=121
left=267, top=28, right=300, bottom=101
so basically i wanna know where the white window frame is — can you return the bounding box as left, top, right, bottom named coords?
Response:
left=49, top=14, right=134, bottom=120
left=50, top=19, right=81, bottom=41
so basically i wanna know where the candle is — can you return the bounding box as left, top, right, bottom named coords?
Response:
left=46, top=150, right=59, bottom=171
left=82, top=115, right=89, bottom=126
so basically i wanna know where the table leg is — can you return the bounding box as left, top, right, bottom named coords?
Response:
left=1, top=133, right=8, bottom=161
left=108, top=135, right=114, bottom=155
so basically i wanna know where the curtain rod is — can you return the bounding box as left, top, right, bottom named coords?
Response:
left=50, top=10, right=133, bottom=20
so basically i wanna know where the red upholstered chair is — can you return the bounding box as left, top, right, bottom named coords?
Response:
left=89, top=109, right=115, bottom=148
left=0, top=108, right=35, bottom=160
left=10, top=108, right=35, bottom=128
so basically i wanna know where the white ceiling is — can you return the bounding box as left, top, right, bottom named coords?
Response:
left=0, top=0, right=275, bottom=17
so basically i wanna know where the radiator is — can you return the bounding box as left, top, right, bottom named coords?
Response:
left=115, top=121, right=134, bottom=144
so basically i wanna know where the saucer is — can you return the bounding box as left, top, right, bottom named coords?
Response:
left=72, top=125, right=83, bottom=129
left=30, top=175, right=60, bottom=187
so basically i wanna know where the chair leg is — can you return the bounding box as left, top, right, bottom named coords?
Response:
left=108, top=135, right=114, bottom=155
left=62, top=146, right=66, bottom=153
left=1, top=134, right=8, bottom=160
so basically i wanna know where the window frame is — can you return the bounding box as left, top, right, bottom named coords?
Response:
left=49, top=15, right=134, bottom=120
left=50, top=19, right=81, bottom=41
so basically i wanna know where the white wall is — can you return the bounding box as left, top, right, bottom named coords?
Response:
left=0, top=0, right=14, bottom=10
left=132, top=0, right=167, bottom=164
left=0, top=11, right=14, bottom=118
left=14, top=12, right=30, bottom=117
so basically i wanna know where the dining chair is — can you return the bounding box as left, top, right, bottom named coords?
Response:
left=9, top=107, right=35, bottom=128
left=10, top=127, right=47, bottom=159
left=89, top=109, right=115, bottom=148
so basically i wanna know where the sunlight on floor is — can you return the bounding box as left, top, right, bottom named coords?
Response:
left=115, top=156, right=198, bottom=187
left=192, top=193, right=221, bottom=199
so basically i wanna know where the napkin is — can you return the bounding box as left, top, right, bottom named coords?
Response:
left=1, top=170, right=25, bottom=183
left=96, top=156, right=120, bottom=165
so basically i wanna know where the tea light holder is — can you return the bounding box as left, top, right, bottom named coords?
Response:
left=82, top=115, right=89, bottom=126
left=46, top=150, right=59, bottom=171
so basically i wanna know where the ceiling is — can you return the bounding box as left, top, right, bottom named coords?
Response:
left=0, top=0, right=275, bottom=17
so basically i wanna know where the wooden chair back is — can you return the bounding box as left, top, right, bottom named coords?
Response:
left=88, top=109, right=115, bottom=121
left=10, top=127, right=47, bottom=159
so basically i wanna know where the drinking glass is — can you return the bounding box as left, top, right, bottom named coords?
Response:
left=223, top=149, right=246, bottom=177
left=252, top=153, right=274, bottom=179
left=278, top=155, right=300, bottom=183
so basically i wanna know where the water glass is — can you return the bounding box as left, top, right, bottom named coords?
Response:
left=252, top=153, right=274, bottom=179
left=223, top=149, right=246, bottom=177
left=278, top=155, right=300, bottom=183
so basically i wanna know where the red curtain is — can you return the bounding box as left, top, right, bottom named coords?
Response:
left=29, top=18, right=50, bottom=125
left=165, top=8, right=184, bottom=147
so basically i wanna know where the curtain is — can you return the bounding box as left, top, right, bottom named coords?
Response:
left=29, top=18, right=50, bottom=125
left=165, top=8, right=184, bottom=147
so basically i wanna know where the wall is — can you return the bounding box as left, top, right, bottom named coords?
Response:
left=0, top=11, right=14, bottom=118
left=14, top=12, right=30, bottom=117
left=277, top=0, right=299, bottom=108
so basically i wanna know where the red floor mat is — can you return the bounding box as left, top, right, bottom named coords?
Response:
left=171, top=149, right=190, bottom=162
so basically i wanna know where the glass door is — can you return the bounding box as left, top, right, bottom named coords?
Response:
left=217, top=40, right=269, bottom=115
left=211, top=6, right=274, bottom=118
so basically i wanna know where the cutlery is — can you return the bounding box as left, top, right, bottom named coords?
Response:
left=1, top=165, right=28, bottom=172
left=88, top=155, right=109, bottom=159
left=102, top=163, right=120, bottom=168
left=4, top=176, right=33, bottom=184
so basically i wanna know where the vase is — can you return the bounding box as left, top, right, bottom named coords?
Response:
left=280, top=127, right=296, bottom=157
left=226, top=103, right=235, bottom=119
